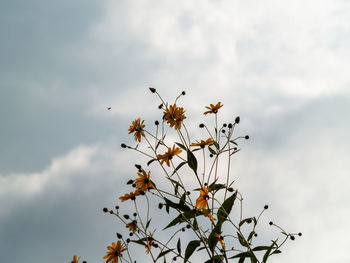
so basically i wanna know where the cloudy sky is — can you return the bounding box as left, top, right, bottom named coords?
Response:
left=1, top=0, right=350, bottom=262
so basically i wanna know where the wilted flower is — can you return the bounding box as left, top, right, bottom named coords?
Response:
left=126, top=221, right=137, bottom=232
left=202, top=209, right=216, bottom=222
left=214, top=233, right=226, bottom=250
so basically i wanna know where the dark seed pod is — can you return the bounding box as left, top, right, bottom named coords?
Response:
left=116, top=233, right=123, bottom=239
left=235, top=116, right=240, bottom=124
left=127, top=180, right=134, bottom=185
left=149, top=87, right=156, bottom=93
left=103, top=207, right=108, bottom=213
left=121, top=143, right=127, bottom=148
left=123, top=214, right=130, bottom=219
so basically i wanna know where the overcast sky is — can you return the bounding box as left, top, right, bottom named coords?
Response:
left=1, top=0, right=350, bottom=262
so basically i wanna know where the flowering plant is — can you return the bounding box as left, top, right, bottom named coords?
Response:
left=71, top=88, right=300, bottom=263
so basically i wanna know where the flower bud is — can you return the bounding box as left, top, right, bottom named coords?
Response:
left=235, top=116, right=240, bottom=124
left=245, top=135, right=249, bottom=140
left=121, top=143, right=127, bottom=148
left=149, top=87, right=156, bottom=93
left=103, top=207, right=108, bottom=213
left=116, top=233, right=123, bottom=239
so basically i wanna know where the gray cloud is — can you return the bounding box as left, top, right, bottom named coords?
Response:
left=1, top=0, right=350, bottom=262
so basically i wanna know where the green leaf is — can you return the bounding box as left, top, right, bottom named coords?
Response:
left=145, top=218, right=152, bottom=231
left=213, top=141, right=219, bottom=150
left=179, top=193, right=186, bottom=207
left=262, top=241, right=276, bottom=263
left=131, top=238, right=147, bottom=246
left=252, top=246, right=271, bottom=251
left=187, top=150, right=198, bottom=174
left=217, top=191, right=237, bottom=223
left=171, top=161, right=187, bottom=176
left=163, top=210, right=200, bottom=229
left=176, top=142, right=187, bottom=150
left=229, top=140, right=238, bottom=146
left=177, top=238, right=181, bottom=254
left=208, top=183, right=226, bottom=192
left=147, top=158, right=157, bottom=166
left=164, top=197, right=190, bottom=212
left=208, top=146, right=216, bottom=155
left=237, top=232, right=249, bottom=248
left=204, top=255, right=224, bottom=263
left=208, top=223, right=222, bottom=252
left=156, top=249, right=174, bottom=260
left=184, top=240, right=201, bottom=262
left=247, top=231, right=255, bottom=242
left=239, top=217, right=253, bottom=227
left=229, top=252, right=251, bottom=259
left=272, top=250, right=281, bottom=255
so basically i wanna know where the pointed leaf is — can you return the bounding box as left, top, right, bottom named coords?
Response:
left=177, top=238, right=181, bottom=254
left=187, top=150, right=198, bottom=174
left=184, top=240, right=201, bottom=262
left=171, top=161, right=187, bottom=176
left=176, top=142, right=187, bottom=150
left=217, top=191, right=237, bottom=223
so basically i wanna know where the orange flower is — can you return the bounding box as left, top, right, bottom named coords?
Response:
left=128, top=118, right=145, bottom=142
left=204, top=102, right=223, bottom=115
left=163, top=104, right=186, bottom=130
left=145, top=232, right=154, bottom=254
left=119, top=191, right=141, bottom=202
left=203, top=209, right=216, bottom=222
left=103, top=240, right=126, bottom=263
left=135, top=170, right=155, bottom=191
left=215, top=233, right=226, bottom=250
left=190, top=138, right=214, bottom=148
left=157, top=145, right=182, bottom=167
left=195, top=187, right=209, bottom=210
left=126, top=221, right=137, bottom=232
left=71, top=254, right=80, bottom=263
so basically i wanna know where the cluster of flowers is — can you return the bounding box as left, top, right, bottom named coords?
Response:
left=70, top=88, right=300, bottom=263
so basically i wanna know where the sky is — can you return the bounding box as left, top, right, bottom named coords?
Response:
left=1, top=0, right=350, bottom=262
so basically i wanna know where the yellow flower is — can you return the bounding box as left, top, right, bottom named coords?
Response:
left=103, top=240, right=126, bottom=263
left=119, top=191, right=141, bottom=202
left=204, top=102, right=223, bottom=115
left=163, top=104, right=186, bottom=130
left=215, top=233, right=226, bottom=250
left=202, top=209, right=216, bottom=222
left=195, top=187, right=209, bottom=210
left=126, top=221, right=137, bottom=232
left=190, top=138, right=214, bottom=148
left=157, top=145, right=182, bottom=167
left=128, top=118, right=145, bottom=142
left=71, top=254, right=80, bottom=263
left=145, top=232, right=154, bottom=254
left=135, top=170, right=155, bottom=191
